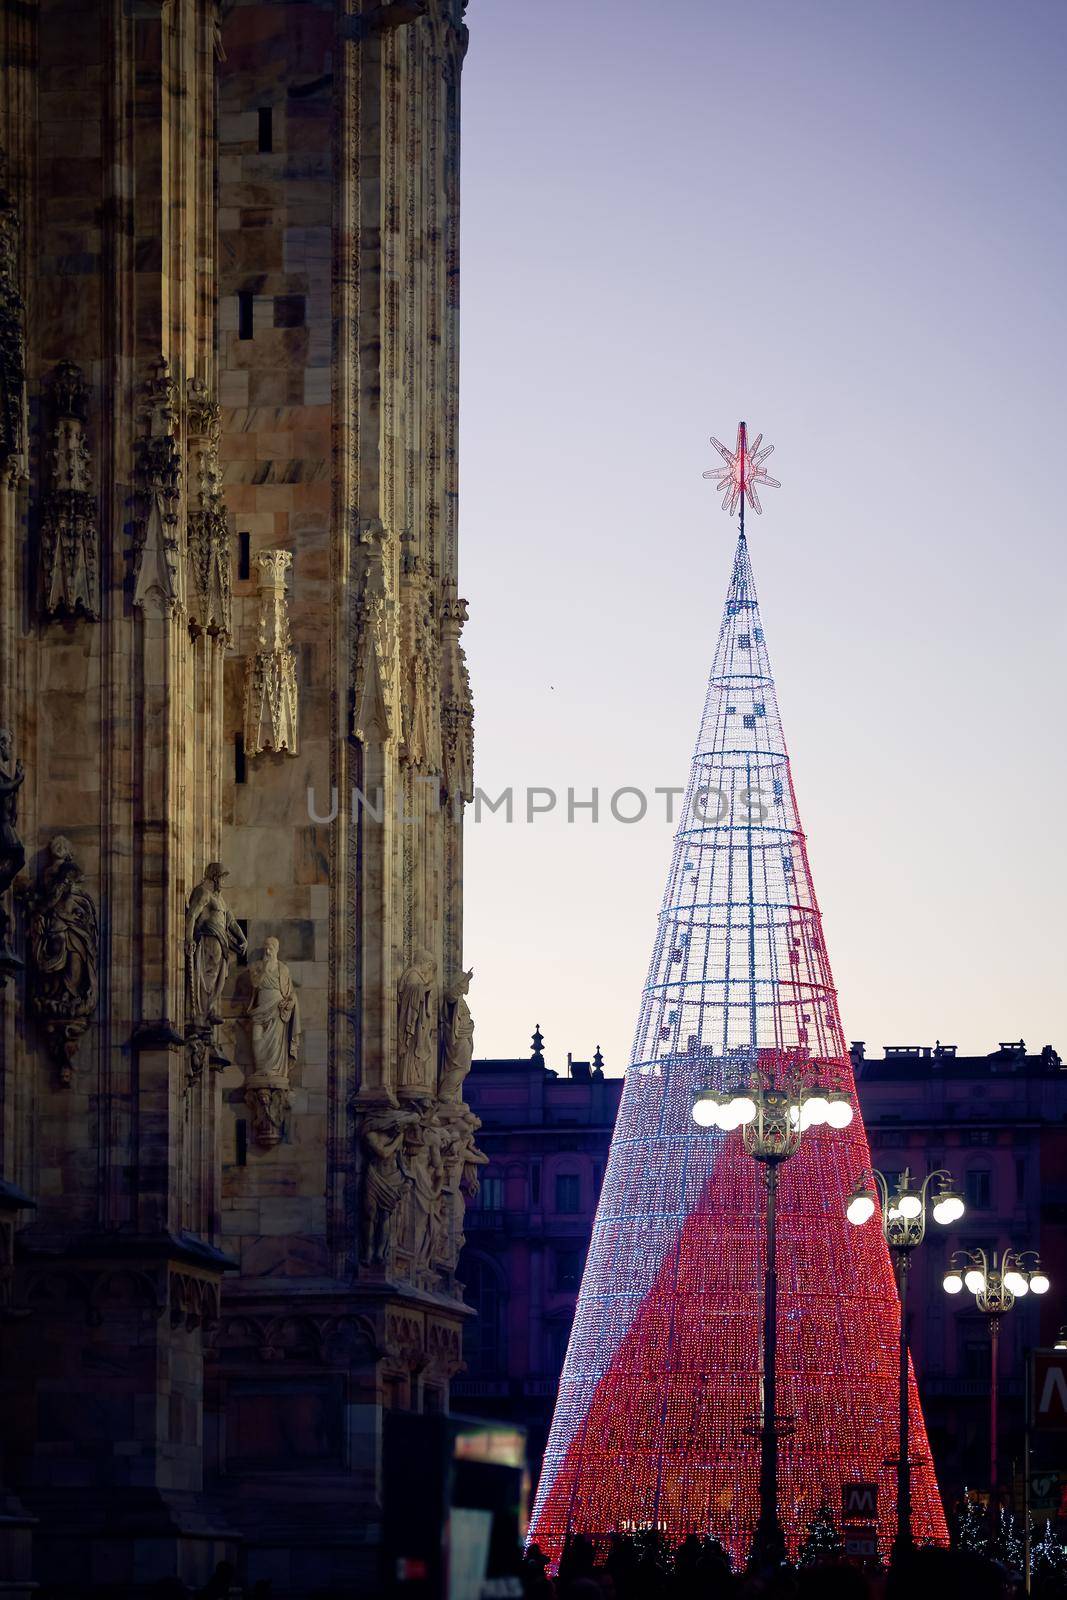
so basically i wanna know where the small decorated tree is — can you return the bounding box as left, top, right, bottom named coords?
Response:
left=956, top=1489, right=989, bottom=1556
left=798, top=1499, right=843, bottom=1566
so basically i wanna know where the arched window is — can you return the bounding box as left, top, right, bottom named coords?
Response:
left=464, top=1253, right=506, bottom=1376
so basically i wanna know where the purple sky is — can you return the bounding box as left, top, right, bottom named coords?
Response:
left=458, top=0, right=1067, bottom=1075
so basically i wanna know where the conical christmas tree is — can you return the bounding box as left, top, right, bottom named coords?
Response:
left=528, top=427, right=947, bottom=1566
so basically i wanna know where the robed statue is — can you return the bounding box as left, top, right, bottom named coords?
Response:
left=186, top=862, right=246, bottom=1027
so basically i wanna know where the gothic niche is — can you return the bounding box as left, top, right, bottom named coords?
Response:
left=26, top=836, right=99, bottom=1082
left=132, top=355, right=184, bottom=614
left=186, top=378, right=232, bottom=640
left=244, top=549, right=298, bottom=756
left=40, top=361, right=98, bottom=621
left=244, top=936, right=300, bottom=1148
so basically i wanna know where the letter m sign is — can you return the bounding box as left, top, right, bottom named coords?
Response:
left=842, top=1482, right=878, bottom=1521
left=1033, top=1352, right=1067, bottom=1431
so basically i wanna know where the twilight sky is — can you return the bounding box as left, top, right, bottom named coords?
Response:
left=458, top=0, right=1067, bottom=1076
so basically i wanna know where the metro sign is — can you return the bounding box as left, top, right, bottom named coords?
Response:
left=1033, top=1351, right=1067, bottom=1431
left=842, top=1482, right=878, bottom=1521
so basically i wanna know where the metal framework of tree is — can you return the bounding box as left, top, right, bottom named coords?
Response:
left=527, top=428, right=948, bottom=1565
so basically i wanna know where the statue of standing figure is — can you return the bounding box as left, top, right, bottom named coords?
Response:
left=439, top=967, right=474, bottom=1101
left=401, top=1102, right=446, bottom=1271
left=185, top=862, right=246, bottom=1027
left=26, top=835, right=98, bottom=1077
left=0, top=727, right=25, bottom=980
left=396, top=947, right=436, bottom=1093
left=359, top=1104, right=416, bottom=1267
left=244, top=936, right=301, bottom=1147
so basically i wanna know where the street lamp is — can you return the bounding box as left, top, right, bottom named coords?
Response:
left=942, top=1247, right=1051, bottom=1499
left=693, top=1072, right=854, bottom=1569
left=846, top=1167, right=965, bottom=1562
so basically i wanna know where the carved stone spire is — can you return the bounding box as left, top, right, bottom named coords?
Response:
left=352, top=518, right=394, bottom=744
left=244, top=549, right=299, bottom=757
left=399, top=555, right=441, bottom=772
left=132, top=355, right=184, bottom=614
left=186, top=377, right=232, bottom=641
left=40, top=361, right=99, bottom=621
left=440, top=595, right=474, bottom=803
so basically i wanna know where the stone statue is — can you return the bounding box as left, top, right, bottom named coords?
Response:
left=397, top=947, right=436, bottom=1093
left=244, top=937, right=300, bottom=1148
left=26, top=836, right=99, bottom=1079
left=0, top=727, right=25, bottom=981
left=401, top=1103, right=445, bottom=1270
left=439, top=1104, right=487, bottom=1266
left=439, top=967, right=474, bottom=1101
left=185, top=862, right=246, bottom=1027
left=359, top=1104, right=416, bottom=1267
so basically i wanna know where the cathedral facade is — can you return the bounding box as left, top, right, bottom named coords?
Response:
left=0, top=0, right=476, bottom=1592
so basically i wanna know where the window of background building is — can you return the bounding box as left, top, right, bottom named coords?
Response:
left=480, top=1175, right=504, bottom=1212
left=465, top=1256, right=504, bottom=1375
left=960, top=1330, right=989, bottom=1379
left=530, top=1160, right=541, bottom=1206
left=555, top=1174, right=580, bottom=1214
left=555, top=1248, right=585, bottom=1292
left=965, top=1169, right=992, bottom=1210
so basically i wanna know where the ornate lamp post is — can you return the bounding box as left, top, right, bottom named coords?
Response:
left=943, top=1247, right=1051, bottom=1498
left=846, top=1167, right=965, bottom=1561
left=692, top=1072, right=854, bottom=1569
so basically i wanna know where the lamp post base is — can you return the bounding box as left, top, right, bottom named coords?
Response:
left=748, top=1513, right=787, bottom=1572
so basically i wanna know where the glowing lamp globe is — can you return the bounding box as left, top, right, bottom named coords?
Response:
left=847, top=1193, right=876, bottom=1226
left=826, top=1096, right=853, bottom=1129
left=943, top=1272, right=964, bottom=1294
left=692, top=1097, right=720, bottom=1128
left=1004, top=1271, right=1029, bottom=1297
left=803, top=1095, right=830, bottom=1127
left=932, top=1194, right=964, bottom=1225
left=1030, top=1273, right=1051, bottom=1295
left=897, top=1194, right=923, bottom=1220
left=733, top=1096, right=758, bottom=1126
left=964, top=1269, right=986, bottom=1294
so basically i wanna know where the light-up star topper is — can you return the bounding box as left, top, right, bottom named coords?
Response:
left=704, top=421, right=780, bottom=525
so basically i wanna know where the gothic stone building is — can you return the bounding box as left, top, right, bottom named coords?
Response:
left=0, top=1, right=477, bottom=1593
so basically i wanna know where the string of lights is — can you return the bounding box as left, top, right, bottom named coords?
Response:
left=527, top=432, right=949, bottom=1567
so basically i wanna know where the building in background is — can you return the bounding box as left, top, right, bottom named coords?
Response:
left=0, top=3, right=476, bottom=1594
left=854, top=1038, right=1067, bottom=1507
left=455, top=1032, right=623, bottom=1483
left=460, top=1035, right=1067, bottom=1516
